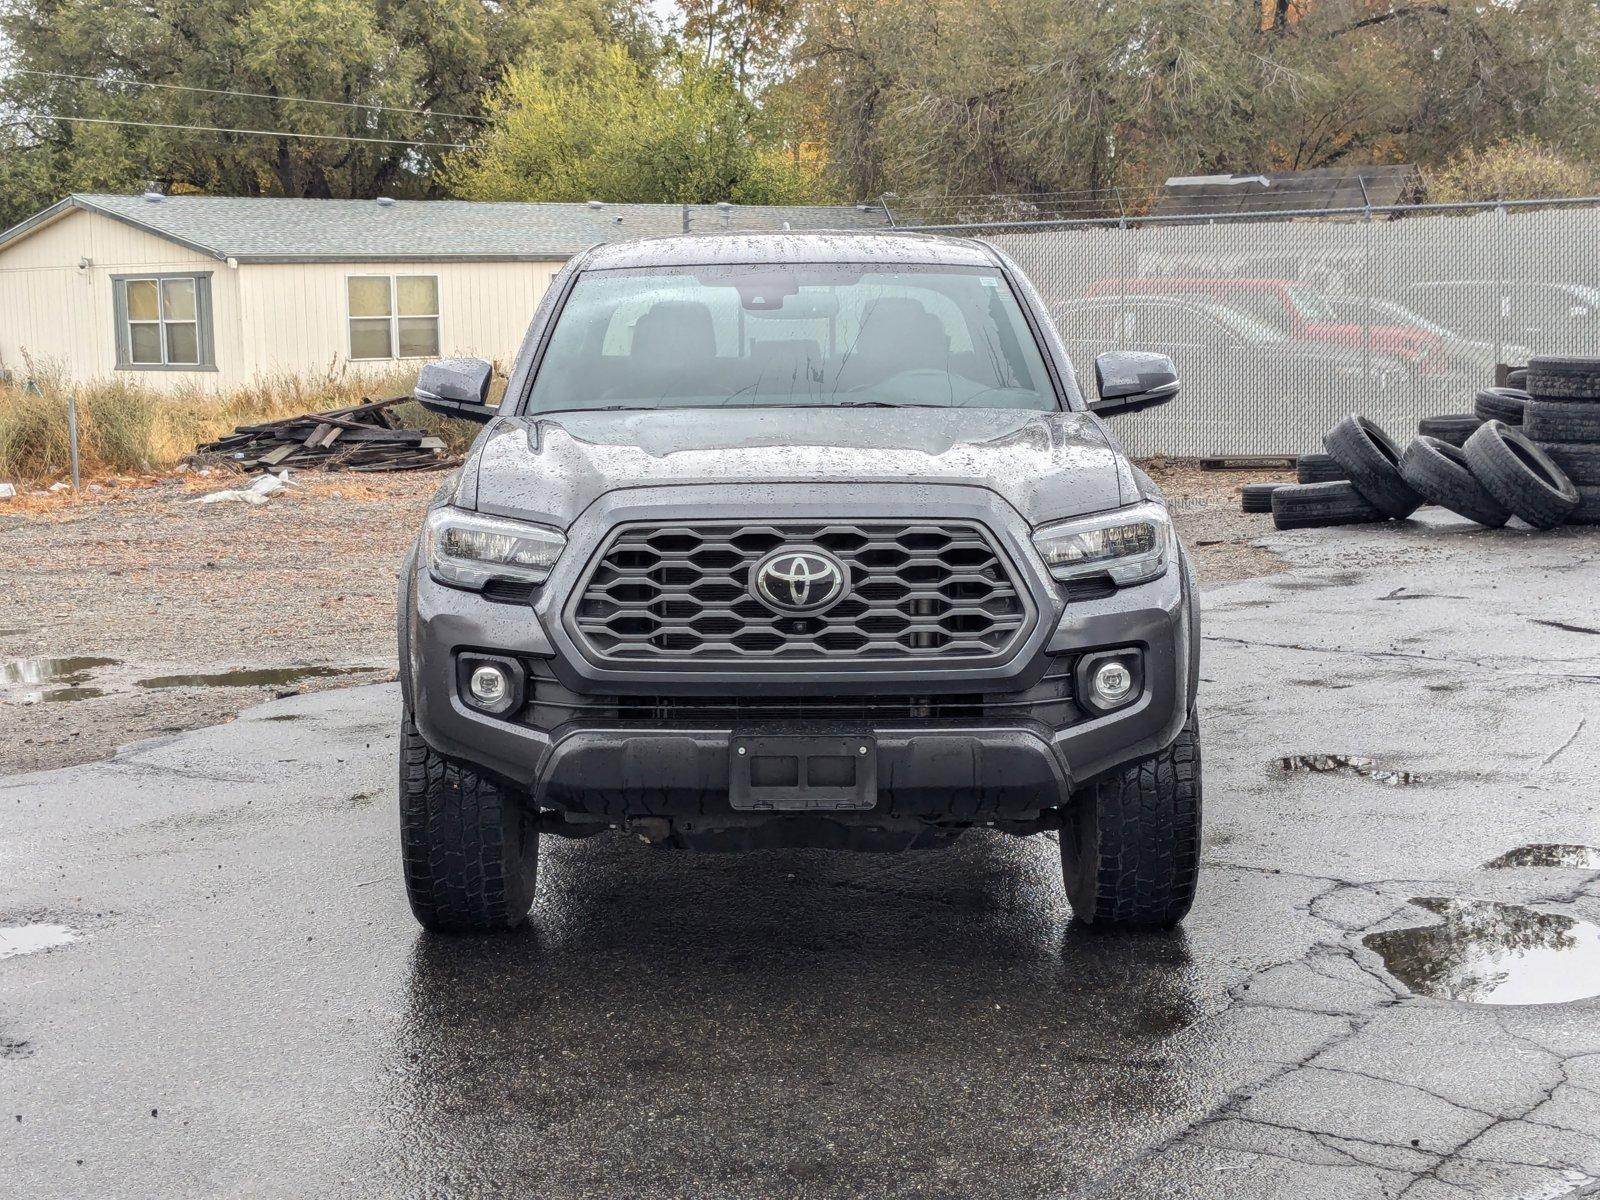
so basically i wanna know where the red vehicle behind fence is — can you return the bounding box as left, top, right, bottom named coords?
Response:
left=1083, top=278, right=1450, bottom=373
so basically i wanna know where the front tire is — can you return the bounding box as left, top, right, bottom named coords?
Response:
left=399, top=714, right=539, bottom=932
left=1061, top=712, right=1201, bottom=930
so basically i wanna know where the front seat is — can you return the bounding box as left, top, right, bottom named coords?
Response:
left=625, top=300, right=720, bottom=397
left=834, top=297, right=949, bottom=390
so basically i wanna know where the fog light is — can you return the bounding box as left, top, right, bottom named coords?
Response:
left=1092, top=660, right=1135, bottom=707
left=468, top=664, right=509, bottom=707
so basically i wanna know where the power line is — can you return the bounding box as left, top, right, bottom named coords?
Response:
left=16, top=111, right=468, bottom=150
left=7, top=68, right=491, bottom=123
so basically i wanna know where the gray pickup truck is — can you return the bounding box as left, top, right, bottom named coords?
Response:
left=398, top=232, right=1200, bottom=934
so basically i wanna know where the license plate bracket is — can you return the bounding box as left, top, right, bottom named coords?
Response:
left=729, top=734, right=877, bottom=812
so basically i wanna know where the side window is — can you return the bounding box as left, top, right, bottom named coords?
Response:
left=1224, top=290, right=1290, bottom=333
left=1061, top=306, right=1126, bottom=342
left=1125, top=305, right=1222, bottom=347
left=347, top=275, right=440, bottom=360
left=113, top=274, right=213, bottom=369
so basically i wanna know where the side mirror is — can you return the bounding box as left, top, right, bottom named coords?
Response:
left=1090, top=351, right=1179, bottom=416
left=415, top=357, right=496, bottom=424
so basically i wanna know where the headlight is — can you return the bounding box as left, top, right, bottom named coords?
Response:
left=424, top=508, right=566, bottom=591
left=1032, top=501, right=1171, bottom=587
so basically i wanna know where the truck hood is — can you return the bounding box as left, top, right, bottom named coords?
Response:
left=466, top=407, right=1132, bottom=529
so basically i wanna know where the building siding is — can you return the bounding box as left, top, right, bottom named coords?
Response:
left=0, top=208, right=240, bottom=389
left=234, top=259, right=561, bottom=386
left=0, top=207, right=564, bottom=393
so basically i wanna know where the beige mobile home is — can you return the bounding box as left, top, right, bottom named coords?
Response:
left=0, top=194, right=891, bottom=392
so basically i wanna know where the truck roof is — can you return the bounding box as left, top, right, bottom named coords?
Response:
left=579, top=230, right=999, bottom=271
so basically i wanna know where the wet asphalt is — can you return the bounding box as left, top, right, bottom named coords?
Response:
left=3, top=512, right=1599, bottom=1199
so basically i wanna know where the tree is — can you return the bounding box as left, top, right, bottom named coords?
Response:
left=679, top=0, right=798, bottom=92
left=0, top=0, right=649, bottom=228
left=1429, top=138, right=1597, bottom=204
left=781, top=0, right=1600, bottom=216
left=446, top=39, right=830, bottom=204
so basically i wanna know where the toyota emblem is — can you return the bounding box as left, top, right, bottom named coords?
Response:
left=751, top=548, right=848, bottom=613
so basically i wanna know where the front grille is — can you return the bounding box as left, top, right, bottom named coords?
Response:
left=568, top=520, right=1031, bottom=665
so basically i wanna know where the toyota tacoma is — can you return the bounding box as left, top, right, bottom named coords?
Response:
left=398, top=232, right=1200, bottom=933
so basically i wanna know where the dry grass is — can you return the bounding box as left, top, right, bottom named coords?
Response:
left=0, top=367, right=479, bottom=485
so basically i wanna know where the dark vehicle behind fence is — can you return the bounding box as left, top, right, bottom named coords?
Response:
left=398, top=232, right=1201, bottom=935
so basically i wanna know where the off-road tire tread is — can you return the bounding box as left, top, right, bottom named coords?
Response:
left=1324, top=415, right=1424, bottom=517
left=1527, top=357, right=1600, bottom=401
left=1061, top=712, right=1201, bottom=929
left=1570, top=486, right=1600, bottom=526
left=1270, top=480, right=1387, bottom=530
left=1461, top=421, right=1579, bottom=530
left=1398, top=435, right=1510, bottom=528
left=400, top=714, right=538, bottom=932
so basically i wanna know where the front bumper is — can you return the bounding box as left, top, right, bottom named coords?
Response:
left=402, top=498, right=1197, bottom=819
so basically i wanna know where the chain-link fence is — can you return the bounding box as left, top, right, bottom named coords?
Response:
left=920, top=199, right=1600, bottom=457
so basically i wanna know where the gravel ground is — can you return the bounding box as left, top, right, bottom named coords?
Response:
left=0, top=462, right=1285, bottom=776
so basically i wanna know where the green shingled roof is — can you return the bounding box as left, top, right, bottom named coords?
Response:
left=0, top=194, right=895, bottom=263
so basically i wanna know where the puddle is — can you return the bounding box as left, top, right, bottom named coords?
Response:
left=36, top=686, right=107, bottom=703
left=1485, top=844, right=1600, bottom=870
left=0, top=923, right=79, bottom=960
left=1275, top=754, right=1422, bottom=785
left=134, top=665, right=382, bottom=690
left=3, top=658, right=382, bottom=700
left=1364, top=898, right=1600, bottom=1005
left=1, top=656, right=120, bottom=704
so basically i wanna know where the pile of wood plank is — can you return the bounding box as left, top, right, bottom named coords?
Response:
left=195, top=396, right=453, bottom=472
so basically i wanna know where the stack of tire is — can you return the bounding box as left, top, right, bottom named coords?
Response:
left=1522, top=357, right=1600, bottom=526
left=1248, top=402, right=1586, bottom=533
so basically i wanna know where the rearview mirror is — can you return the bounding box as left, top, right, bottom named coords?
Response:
left=1090, top=351, right=1179, bottom=416
left=415, top=357, right=496, bottom=424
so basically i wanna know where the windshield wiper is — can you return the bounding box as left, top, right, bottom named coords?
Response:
left=533, top=406, right=646, bottom=417
left=833, top=400, right=942, bottom=409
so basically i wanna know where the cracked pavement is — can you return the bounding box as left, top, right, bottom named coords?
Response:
left=2, top=511, right=1598, bottom=1198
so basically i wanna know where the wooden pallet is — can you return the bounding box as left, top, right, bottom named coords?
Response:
left=196, top=396, right=454, bottom=472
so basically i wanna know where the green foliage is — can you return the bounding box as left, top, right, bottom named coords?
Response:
left=786, top=0, right=1600, bottom=211
left=0, top=0, right=652, bottom=228
left=4, top=0, right=1597, bottom=231
left=1429, top=138, right=1598, bottom=204
left=679, top=0, right=797, bottom=90
left=447, top=41, right=829, bottom=204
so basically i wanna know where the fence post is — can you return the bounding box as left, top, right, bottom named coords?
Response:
left=1359, top=176, right=1374, bottom=387
left=66, top=393, right=81, bottom=491
left=1118, top=211, right=1130, bottom=350
left=1493, top=204, right=1507, bottom=371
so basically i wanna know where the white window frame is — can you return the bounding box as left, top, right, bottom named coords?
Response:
left=346, top=274, right=441, bottom=361
left=112, top=273, right=215, bottom=371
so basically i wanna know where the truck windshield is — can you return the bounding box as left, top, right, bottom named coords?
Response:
left=525, top=264, right=1059, bottom=414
